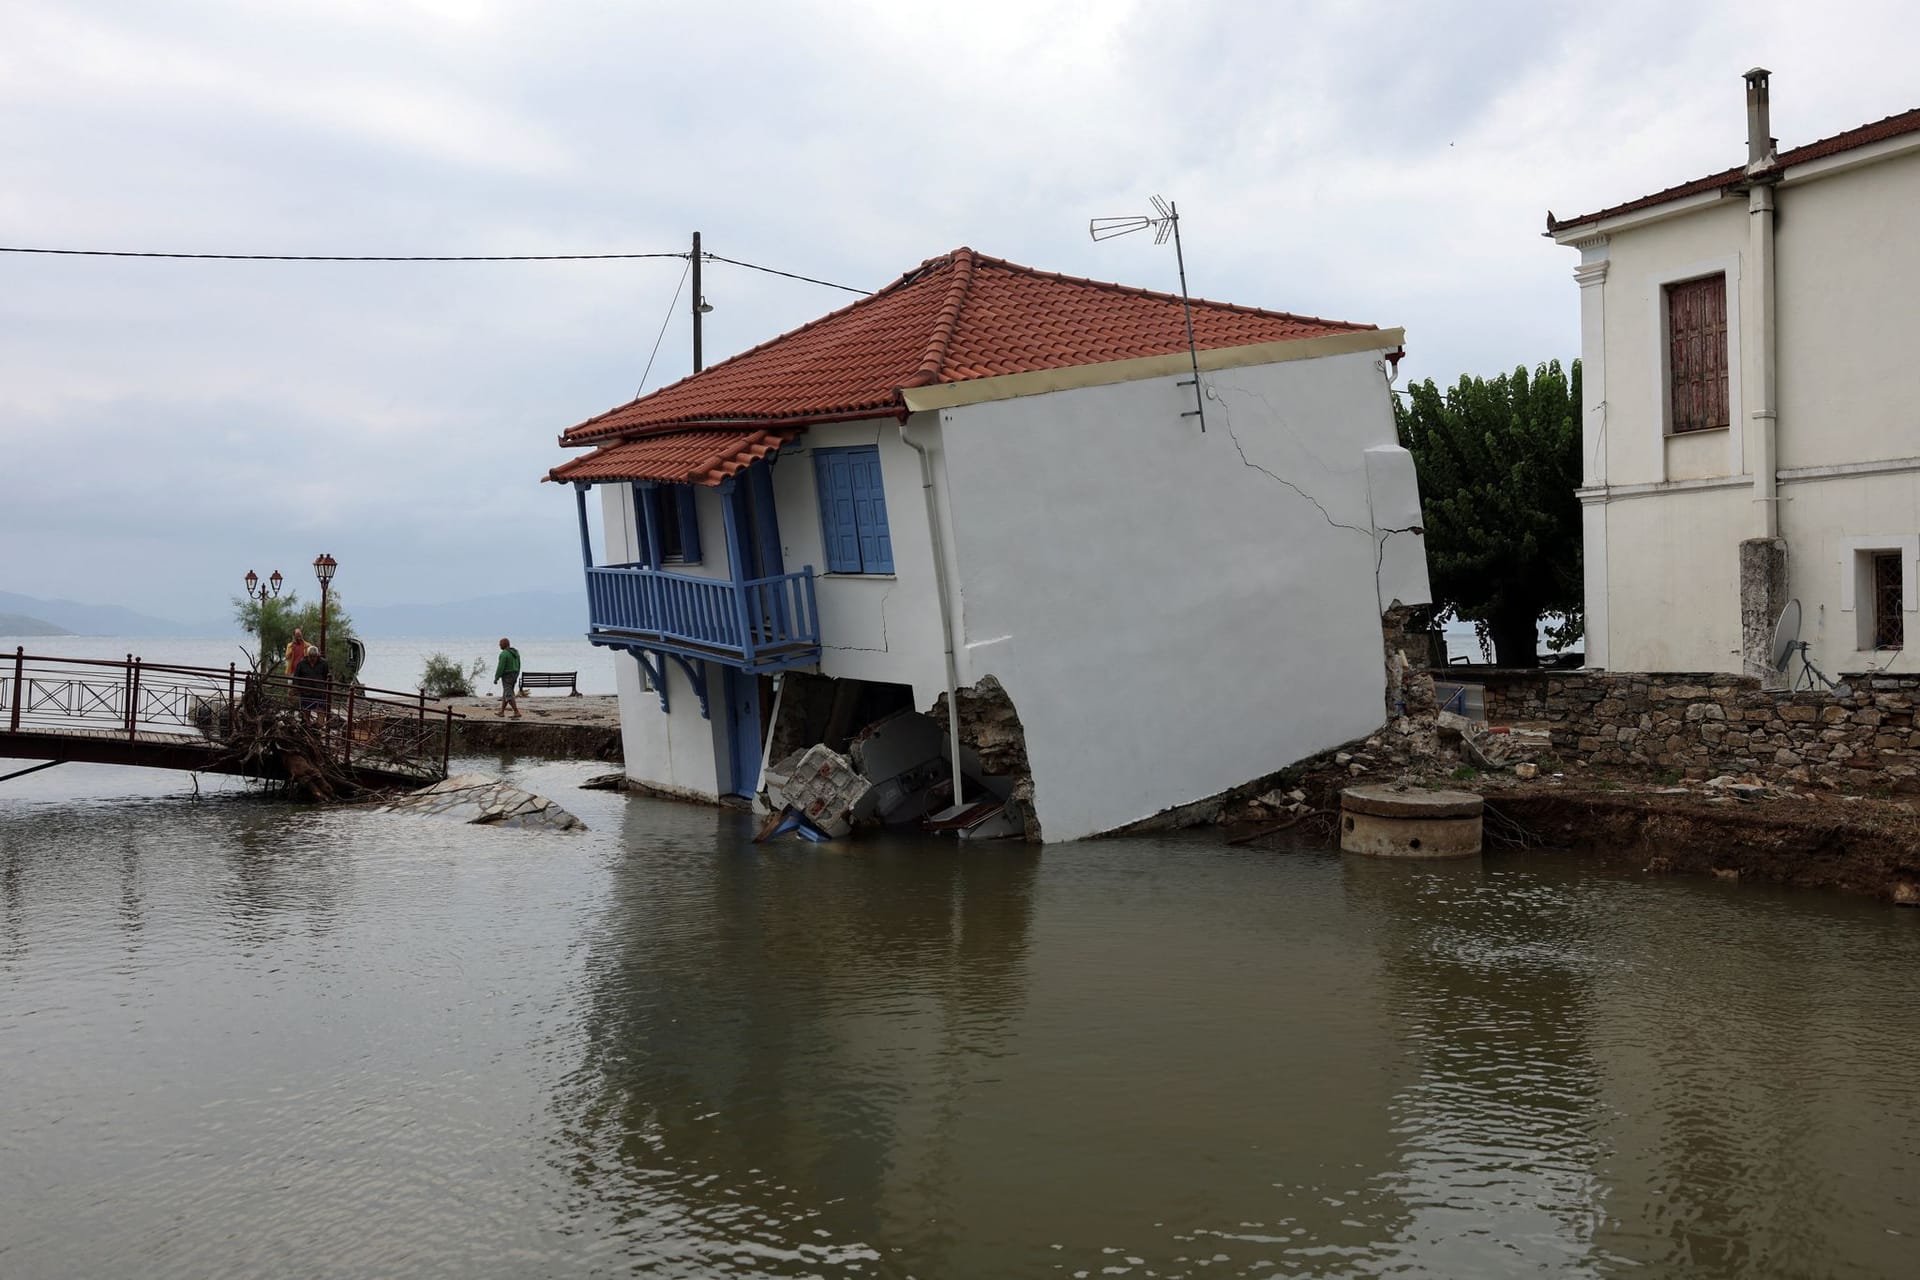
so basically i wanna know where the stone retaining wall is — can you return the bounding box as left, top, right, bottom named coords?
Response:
left=1450, top=668, right=1920, bottom=793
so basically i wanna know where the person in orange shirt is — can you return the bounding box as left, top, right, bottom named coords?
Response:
left=284, top=628, right=310, bottom=676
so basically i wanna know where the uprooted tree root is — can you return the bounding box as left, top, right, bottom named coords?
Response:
left=208, top=684, right=412, bottom=803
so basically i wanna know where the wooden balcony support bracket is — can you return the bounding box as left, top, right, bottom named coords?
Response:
left=633, top=650, right=669, bottom=713
left=667, top=654, right=711, bottom=719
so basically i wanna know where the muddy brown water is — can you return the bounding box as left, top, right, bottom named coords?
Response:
left=2, top=756, right=1917, bottom=1278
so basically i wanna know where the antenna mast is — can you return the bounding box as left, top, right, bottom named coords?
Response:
left=1090, top=195, right=1206, bottom=431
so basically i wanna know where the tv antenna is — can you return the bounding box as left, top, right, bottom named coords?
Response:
left=1090, top=195, right=1206, bottom=431
left=1769, top=598, right=1850, bottom=695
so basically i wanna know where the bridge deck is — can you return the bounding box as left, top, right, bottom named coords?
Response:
left=0, top=725, right=437, bottom=789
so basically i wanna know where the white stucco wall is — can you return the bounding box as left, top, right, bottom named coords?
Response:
left=766, top=418, right=950, bottom=706
left=1774, top=154, right=1920, bottom=471
left=595, top=424, right=954, bottom=801
left=597, top=482, right=725, bottom=799
left=1780, top=472, right=1920, bottom=677
left=1591, top=201, right=1750, bottom=489
left=1572, top=143, right=1920, bottom=676
left=937, top=349, right=1429, bottom=841
left=1587, top=485, right=1750, bottom=673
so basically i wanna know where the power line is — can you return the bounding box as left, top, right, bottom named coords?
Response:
left=703, top=252, right=870, bottom=295
left=0, top=242, right=873, bottom=293
left=637, top=259, right=692, bottom=398
left=0, top=246, right=687, bottom=262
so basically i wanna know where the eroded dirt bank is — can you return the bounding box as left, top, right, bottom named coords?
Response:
left=1486, top=788, right=1920, bottom=902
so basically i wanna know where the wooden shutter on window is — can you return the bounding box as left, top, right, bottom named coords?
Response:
left=675, top=486, right=701, bottom=563
left=631, top=483, right=655, bottom=568
left=848, top=450, right=893, bottom=573
left=814, top=451, right=862, bottom=573
left=1668, top=274, right=1729, bottom=433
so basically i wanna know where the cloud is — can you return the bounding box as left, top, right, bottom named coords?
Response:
left=1, top=0, right=1914, bottom=619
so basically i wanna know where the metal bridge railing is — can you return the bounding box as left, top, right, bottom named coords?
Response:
left=2, top=648, right=453, bottom=781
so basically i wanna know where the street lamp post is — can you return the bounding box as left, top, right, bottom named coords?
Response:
left=313, top=554, right=337, bottom=656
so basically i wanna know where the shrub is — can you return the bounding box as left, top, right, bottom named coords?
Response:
left=420, top=652, right=486, bottom=698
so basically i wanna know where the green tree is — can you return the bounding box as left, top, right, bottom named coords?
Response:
left=1394, top=360, right=1582, bottom=667
left=233, top=591, right=361, bottom=681
left=419, top=652, right=487, bottom=698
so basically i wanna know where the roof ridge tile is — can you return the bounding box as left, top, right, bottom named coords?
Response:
left=1550, top=101, right=1920, bottom=233
left=904, top=247, right=975, bottom=388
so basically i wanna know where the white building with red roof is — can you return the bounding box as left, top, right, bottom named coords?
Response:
left=547, top=247, right=1429, bottom=840
left=1550, top=70, right=1920, bottom=683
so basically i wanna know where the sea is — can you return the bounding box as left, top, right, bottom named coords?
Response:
left=0, top=634, right=616, bottom=697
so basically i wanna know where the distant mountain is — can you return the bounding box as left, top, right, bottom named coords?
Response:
left=352, top=590, right=588, bottom=638
left=0, top=612, right=73, bottom=637
left=0, top=591, right=203, bottom=637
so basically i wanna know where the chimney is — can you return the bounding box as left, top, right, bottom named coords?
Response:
left=1745, top=67, right=1776, bottom=172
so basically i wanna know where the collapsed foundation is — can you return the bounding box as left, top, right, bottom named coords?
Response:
left=761, top=672, right=1040, bottom=841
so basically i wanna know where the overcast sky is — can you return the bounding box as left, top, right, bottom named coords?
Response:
left=2, top=0, right=1912, bottom=621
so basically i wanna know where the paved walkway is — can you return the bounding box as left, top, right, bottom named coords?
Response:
left=429, top=693, right=621, bottom=729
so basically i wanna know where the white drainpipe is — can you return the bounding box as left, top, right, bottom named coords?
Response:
left=1746, top=67, right=1781, bottom=539
left=899, top=416, right=965, bottom=807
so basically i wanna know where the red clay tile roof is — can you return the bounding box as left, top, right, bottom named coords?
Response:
left=558, top=248, right=1375, bottom=446
left=547, top=427, right=798, bottom=487
left=1548, top=105, right=1920, bottom=234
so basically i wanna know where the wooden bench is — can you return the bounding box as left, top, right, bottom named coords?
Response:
left=518, top=671, right=581, bottom=696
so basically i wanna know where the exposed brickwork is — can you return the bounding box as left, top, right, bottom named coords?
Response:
left=1467, top=668, right=1920, bottom=793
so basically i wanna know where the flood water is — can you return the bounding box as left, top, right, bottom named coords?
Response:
left=2, top=758, right=1917, bottom=1278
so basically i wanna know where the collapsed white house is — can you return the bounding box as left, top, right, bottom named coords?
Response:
left=546, top=247, right=1431, bottom=840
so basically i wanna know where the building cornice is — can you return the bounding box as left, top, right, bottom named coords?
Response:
left=1578, top=455, right=1920, bottom=505
left=899, top=327, right=1407, bottom=413
left=1778, top=455, right=1920, bottom=484
left=1577, top=474, right=1753, bottom=504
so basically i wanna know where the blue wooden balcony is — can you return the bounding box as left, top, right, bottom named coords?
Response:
left=585, top=563, right=821, bottom=673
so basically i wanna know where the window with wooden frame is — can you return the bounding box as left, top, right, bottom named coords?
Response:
left=1873, top=551, right=1904, bottom=650
left=813, top=446, right=894, bottom=574
left=1666, top=273, right=1729, bottom=434
left=631, top=483, right=702, bottom=567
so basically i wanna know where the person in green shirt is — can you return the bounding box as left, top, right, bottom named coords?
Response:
left=494, top=637, right=522, bottom=718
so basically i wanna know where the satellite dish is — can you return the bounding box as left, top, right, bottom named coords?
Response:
left=1768, top=598, right=1849, bottom=695
left=1769, top=599, right=1803, bottom=672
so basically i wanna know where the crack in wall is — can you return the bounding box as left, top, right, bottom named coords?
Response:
left=1210, top=380, right=1422, bottom=612
left=821, top=585, right=894, bottom=654
left=1211, top=385, right=1373, bottom=538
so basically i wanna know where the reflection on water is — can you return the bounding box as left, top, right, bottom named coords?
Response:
left=2, top=759, right=1918, bottom=1278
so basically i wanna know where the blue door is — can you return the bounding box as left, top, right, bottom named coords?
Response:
left=723, top=666, right=761, bottom=797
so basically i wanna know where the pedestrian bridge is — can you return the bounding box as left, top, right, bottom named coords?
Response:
left=0, top=648, right=451, bottom=790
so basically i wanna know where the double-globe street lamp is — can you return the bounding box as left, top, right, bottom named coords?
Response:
left=242, top=556, right=338, bottom=656
left=243, top=568, right=284, bottom=600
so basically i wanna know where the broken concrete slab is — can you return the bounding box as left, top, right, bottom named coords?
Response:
left=776, top=745, right=871, bottom=839
left=386, top=772, right=587, bottom=831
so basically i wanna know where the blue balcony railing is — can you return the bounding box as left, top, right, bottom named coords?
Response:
left=585, top=563, right=820, bottom=672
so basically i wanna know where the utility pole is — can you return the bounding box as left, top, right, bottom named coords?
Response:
left=691, top=230, right=704, bottom=372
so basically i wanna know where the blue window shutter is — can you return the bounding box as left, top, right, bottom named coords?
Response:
left=849, top=448, right=893, bottom=573
left=631, top=483, right=652, bottom=567
left=814, top=451, right=861, bottom=573
left=677, top=486, right=702, bottom=564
